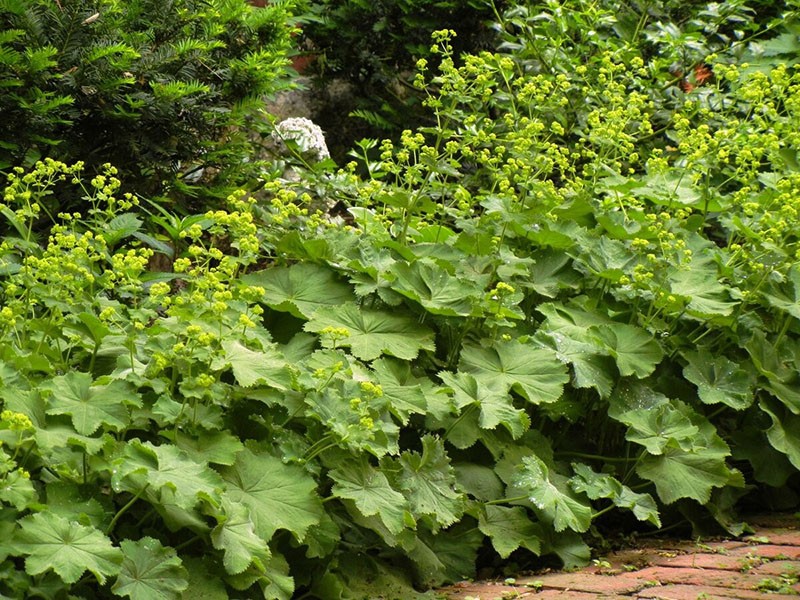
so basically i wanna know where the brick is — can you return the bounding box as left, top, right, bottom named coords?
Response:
left=750, top=559, right=800, bottom=577
left=729, top=544, right=800, bottom=560
left=744, top=531, right=800, bottom=546
left=635, top=583, right=800, bottom=599
left=647, top=552, right=747, bottom=571
left=629, top=565, right=776, bottom=590
left=526, top=591, right=626, bottom=599
left=515, top=572, right=650, bottom=594
left=437, top=582, right=535, bottom=600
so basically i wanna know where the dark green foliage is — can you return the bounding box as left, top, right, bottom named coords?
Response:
left=0, top=0, right=295, bottom=201
left=299, top=0, right=499, bottom=146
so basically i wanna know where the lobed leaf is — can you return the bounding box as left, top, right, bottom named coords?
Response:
left=112, top=440, right=224, bottom=511
left=214, top=340, right=293, bottom=390
left=477, top=505, right=542, bottom=558
left=439, top=371, right=529, bottom=438
left=219, top=445, right=324, bottom=543
left=593, top=324, right=663, bottom=378
left=636, top=443, right=734, bottom=505
left=570, top=463, right=660, bottom=527
left=242, top=263, right=355, bottom=319
left=14, top=512, right=122, bottom=585
left=459, top=340, right=569, bottom=404
left=512, top=455, right=592, bottom=533
left=382, top=435, right=464, bottom=531
left=211, top=500, right=272, bottom=575
left=330, top=456, right=411, bottom=535
left=112, top=537, right=188, bottom=600
left=41, top=373, right=136, bottom=435
left=682, top=349, right=755, bottom=410
left=305, top=303, right=435, bottom=361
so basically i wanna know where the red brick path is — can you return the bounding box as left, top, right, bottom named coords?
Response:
left=439, top=515, right=800, bottom=599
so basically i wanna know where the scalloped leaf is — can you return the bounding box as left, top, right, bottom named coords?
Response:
left=242, top=263, right=355, bottom=319
left=459, top=340, right=569, bottom=404
left=112, top=537, right=188, bottom=600
left=15, top=512, right=122, bottom=585
left=305, top=303, right=435, bottom=361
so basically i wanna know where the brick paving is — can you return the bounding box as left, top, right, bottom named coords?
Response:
left=439, top=515, right=800, bottom=599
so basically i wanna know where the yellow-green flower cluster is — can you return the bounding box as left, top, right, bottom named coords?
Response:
left=0, top=410, right=34, bottom=432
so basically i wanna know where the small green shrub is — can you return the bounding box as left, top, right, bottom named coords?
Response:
left=0, top=0, right=296, bottom=203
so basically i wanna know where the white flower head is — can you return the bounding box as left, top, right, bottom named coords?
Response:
left=272, top=117, right=330, bottom=161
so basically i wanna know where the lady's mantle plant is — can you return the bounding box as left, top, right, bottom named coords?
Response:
left=2, top=2, right=800, bottom=600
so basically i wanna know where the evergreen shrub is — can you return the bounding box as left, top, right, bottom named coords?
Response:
left=0, top=0, right=296, bottom=202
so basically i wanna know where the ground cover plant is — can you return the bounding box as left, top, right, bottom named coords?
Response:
left=2, top=0, right=800, bottom=598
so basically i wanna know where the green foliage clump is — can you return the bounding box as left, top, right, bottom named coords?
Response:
left=0, top=0, right=295, bottom=201
left=3, top=1, right=800, bottom=599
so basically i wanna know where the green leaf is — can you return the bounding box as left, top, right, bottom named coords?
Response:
left=478, top=505, right=542, bottom=558
left=305, top=303, right=435, bottom=361
left=103, top=213, right=143, bottom=247
left=439, top=371, right=529, bottom=438
left=330, top=456, right=410, bottom=535
left=579, top=235, right=637, bottom=281
left=593, top=323, right=663, bottom=378
left=636, top=443, right=733, bottom=504
left=219, top=445, right=323, bottom=543
left=731, top=427, right=795, bottom=487
left=63, top=312, right=111, bottom=346
left=257, top=552, right=295, bottom=600
left=41, top=373, right=134, bottom=435
left=211, top=500, right=272, bottom=575
left=512, top=456, right=592, bottom=533
left=112, top=537, right=188, bottom=600
left=314, top=553, right=438, bottom=600
left=372, top=357, right=434, bottom=423
left=535, top=302, right=615, bottom=396
left=112, top=440, right=223, bottom=510
left=181, top=558, right=228, bottom=600
left=458, top=340, right=569, bottom=404
left=382, top=435, right=464, bottom=530
left=173, top=429, right=244, bottom=466
left=618, top=403, right=699, bottom=455
left=214, top=340, right=293, bottom=390
left=760, top=398, right=800, bottom=471
left=536, top=331, right=614, bottom=398
left=762, top=265, right=800, bottom=320
left=454, top=464, right=504, bottom=501
left=389, top=259, right=480, bottom=316
left=569, top=463, right=660, bottom=527
left=0, top=469, right=37, bottom=510
left=682, top=349, right=754, bottom=410
left=242, top=264, right=355, bottom=319
left=669, top=261, right=737, bottom=317
left=409, top=522, right=483, bottom=586
left=538, top=525, right=591, bottom=569
left=759, top=32, right=800, bottom=56
left=44, top=482, right=110, bottom=530
left=14, top=512, right=122, bottom=585
left=528, top=251, right=581, bottom=298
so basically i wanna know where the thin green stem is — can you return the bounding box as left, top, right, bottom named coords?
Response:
left=106, top=486, right=149, bottom=536
left=555, top=451, right=635, bottom=463
left=485, top=495, right=529, bottom=506
left=591, top=504, right=616, bottom=521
